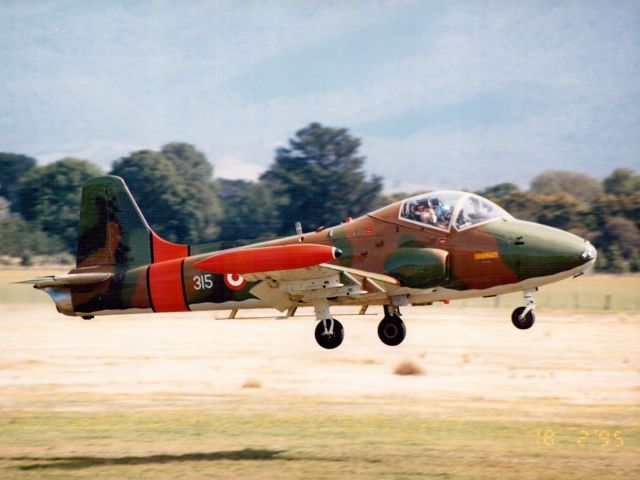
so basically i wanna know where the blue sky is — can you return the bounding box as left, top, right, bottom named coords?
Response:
left=1, top=0, right=639, bottom=192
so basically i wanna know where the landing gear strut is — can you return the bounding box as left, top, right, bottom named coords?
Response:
left=378, top=305, right=406, bottom=346
left=511, top=289, right=536, bottom=330
left=312, top=299, right=344, bottom=349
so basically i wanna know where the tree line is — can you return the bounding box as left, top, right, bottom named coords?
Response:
left=1, top=122, right=638, bottom=271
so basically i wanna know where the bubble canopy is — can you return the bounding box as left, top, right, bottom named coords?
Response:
left=398, top=191, right=512, bottom=232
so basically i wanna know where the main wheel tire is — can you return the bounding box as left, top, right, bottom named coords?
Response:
left=511, top=307, right=535, bottom=329
left=378, top=315, right=406, bottom=346
left=314, top=319, right=344, bottom=349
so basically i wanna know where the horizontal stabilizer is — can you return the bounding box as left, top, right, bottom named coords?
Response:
left=15, top=272, right=112, bottom=288
left=194, top=244, right=341, bottom=274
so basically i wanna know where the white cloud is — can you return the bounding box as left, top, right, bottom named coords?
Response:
left=214, top=155, right=265, bottom=181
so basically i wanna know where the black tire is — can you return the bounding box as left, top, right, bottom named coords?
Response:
left=314, top=319, right=344, bottom=349
left=511, top=307, right=535, bottom=329
left=378, top=315, right=406, bottom=346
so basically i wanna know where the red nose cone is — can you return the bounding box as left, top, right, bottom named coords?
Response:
left=195, top=244, right=341, bottom=274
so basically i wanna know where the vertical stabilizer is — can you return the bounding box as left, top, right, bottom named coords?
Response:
left=76, top=176, right=188, bottom=269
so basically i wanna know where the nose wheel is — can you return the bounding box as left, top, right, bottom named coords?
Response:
left=511, top=289, right=536, bottom=329
left=378, top=305, right=406, bottom=346
left=511, top=307, right=535, bottom=329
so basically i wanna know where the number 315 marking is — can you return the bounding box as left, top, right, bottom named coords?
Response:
left=193, top=274, right=213, bottom=290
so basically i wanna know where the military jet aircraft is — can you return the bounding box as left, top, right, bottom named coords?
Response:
left=21, top=176, right=597, bottom=349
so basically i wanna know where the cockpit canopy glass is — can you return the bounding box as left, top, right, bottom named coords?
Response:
left=455, top=194, right=511, bottom=230
left=399, top=192, right=463, bottom=231
left=399, top=191, right=511, bottom=232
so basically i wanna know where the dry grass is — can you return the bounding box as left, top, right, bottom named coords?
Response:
left=360, top=358, right=379, bottom=365
left=393, top=359, right=425, bottom=376
left=0, top=359, right=43, bottom=370
left=2, top=405, right=637, bottom=480
left=241, top=379, right=262, bottom=389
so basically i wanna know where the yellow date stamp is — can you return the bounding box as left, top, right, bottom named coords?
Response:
left=534, top=429, right=624, bottom=447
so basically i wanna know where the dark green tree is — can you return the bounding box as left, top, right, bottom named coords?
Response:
left=530, top=170, right=603, bottom=202
left=161, top=143, right=213, bottom=182
left=111, top=144, right=222, bottom=243
left=533, top=193, right=589, bottom=231
left=111, top=150, right=187, bottom=241
left=0, top=152, right=36, bottom=204
left=0, top=196, right=9, bottom=219
left=492, top=191, right=594, bottom=233
left=603, top=168, right=640, bottom=196
left=493, top=192, right=544, bottom=222
left=161, top=142, right=223, bottom=240
left=600, top=245, right=628, bottom=273
left=261, top=122, right=383, bottom=234
left=591, top=193, right=640, bottom=230
left=217, top=179, right=282, bottom=242
left=479, top=182, right=519, bottom=200
left=598, top=217, right=640, bottom=259
left=0, top=217, right=66, bottom=256
left=15, top=158, right=103, bottom=251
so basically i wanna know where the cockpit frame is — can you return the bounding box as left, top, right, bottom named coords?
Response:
left=398, top=191, right=512, bottom=233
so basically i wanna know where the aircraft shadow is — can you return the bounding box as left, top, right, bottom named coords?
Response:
left=12, top=448, right=287, bottom=471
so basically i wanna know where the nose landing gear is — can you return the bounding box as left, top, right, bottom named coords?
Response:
left=511, top=289, right=536, bottom=329
left=378, top=305, right=406, bottom=346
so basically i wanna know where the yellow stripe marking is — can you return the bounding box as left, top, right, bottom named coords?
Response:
left=474, top=252, right=499, bottom=260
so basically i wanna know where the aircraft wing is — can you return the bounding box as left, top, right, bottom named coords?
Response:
left=241, top=263, right=402, bottom=312
left=194, top=243, right=402, bottom=311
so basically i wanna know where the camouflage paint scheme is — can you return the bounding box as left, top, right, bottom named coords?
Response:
left=34, top=176, right=595, bottom=317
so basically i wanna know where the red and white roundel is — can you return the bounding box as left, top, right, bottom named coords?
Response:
left=224, top=273, right=246, bottom=290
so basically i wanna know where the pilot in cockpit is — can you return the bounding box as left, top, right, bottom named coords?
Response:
left=406, top=195, right=456, bottom=229
left=414, top=200, right=436, bottom=224
left=436, top=203, right=453, bottom=228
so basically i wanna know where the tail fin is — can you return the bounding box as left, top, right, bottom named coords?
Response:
left=76, top=176, right=189, bottom=269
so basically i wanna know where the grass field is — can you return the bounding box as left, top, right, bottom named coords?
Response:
left=0, top=269, right=638, bottom=479
left=1, top=401, right=638, bottom=480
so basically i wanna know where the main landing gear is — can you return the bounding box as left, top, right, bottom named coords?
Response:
left=511, top=289, right=536, bottom=330
left=312, top=299, right=344, bottom=349
left=311, top=299, right=408, bottom=349
left=378, top=305, right=406, bottom=346
left=314, top=317, right=344, bottom=349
